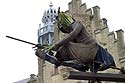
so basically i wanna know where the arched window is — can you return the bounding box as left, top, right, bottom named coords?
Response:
left=51, top=9, right=53, bottom=13
left=47, top=10, right=49, bottom=13
left=47, top=15, right=49, bottom=18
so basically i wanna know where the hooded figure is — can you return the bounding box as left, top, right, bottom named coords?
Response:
left=50, top=12, right=116, bottom=72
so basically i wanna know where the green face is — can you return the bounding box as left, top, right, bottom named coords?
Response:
left=57, top=12, right=74, bottom=33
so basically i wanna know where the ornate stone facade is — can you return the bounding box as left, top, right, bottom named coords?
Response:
left=37, top=0, right=125, bottom=83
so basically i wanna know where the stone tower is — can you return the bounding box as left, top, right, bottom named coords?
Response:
left=37, top=2, right=57, bottom=83
left=38, top=0, right=125, bottom=83
left=38, top=2, right=57, bottom=45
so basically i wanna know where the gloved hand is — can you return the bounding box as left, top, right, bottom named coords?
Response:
left=35, top=49, right=46, bottom=59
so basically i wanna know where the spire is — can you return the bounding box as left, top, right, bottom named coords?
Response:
left=49, top=1, right=53, bottom=8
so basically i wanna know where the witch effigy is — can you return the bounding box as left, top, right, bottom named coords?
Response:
left=35, top=11, right=116, bottom=72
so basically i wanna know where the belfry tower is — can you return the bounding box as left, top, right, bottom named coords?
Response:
left=37, top=2, right=57, bottom=83
left=38, top=2, right=57, bottom=45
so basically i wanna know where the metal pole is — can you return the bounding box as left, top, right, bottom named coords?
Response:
left=6, top=35, right=36, bottom=45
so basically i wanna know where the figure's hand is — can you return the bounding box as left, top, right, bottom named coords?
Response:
left=33, top=44, right=49, bottom=49
left=35, top=49, right=46, bottom=59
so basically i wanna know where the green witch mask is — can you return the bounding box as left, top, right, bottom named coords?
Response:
left=57, top=11, right=75, bottom=33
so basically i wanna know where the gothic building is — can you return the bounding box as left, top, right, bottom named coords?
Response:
left=37, top=0, right=125, bottom=83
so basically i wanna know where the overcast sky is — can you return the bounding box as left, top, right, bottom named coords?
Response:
left=0, top=0, right=125, bottom=83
